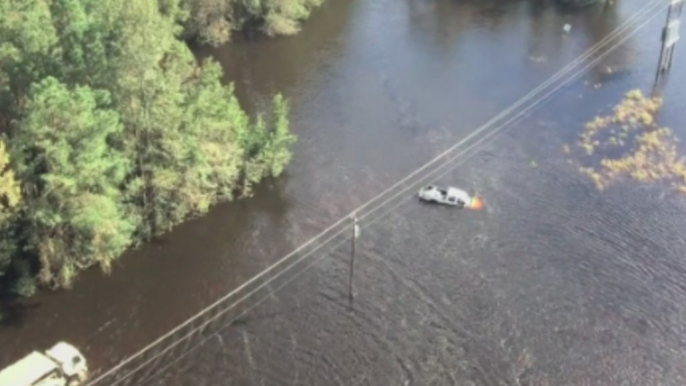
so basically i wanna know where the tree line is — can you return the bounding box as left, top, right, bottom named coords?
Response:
left=0, top=0, right=301, bottom=295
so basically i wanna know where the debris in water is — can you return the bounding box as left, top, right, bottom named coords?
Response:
left=563, top=23, right=572, bottom=33
left=570, top=89, right=686, bottom=193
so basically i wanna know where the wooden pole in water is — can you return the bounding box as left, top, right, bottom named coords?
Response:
left=655, top=3, right=671, bottom=83
left=656, top=0, right=682, bottom=83
left=348, top=214, right=358, bottom=306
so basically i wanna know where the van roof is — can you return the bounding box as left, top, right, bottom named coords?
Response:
left=0, top=351, right=58, bottom=386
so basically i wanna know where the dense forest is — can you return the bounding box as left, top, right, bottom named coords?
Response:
left=0, top=0, right=310, bottom=296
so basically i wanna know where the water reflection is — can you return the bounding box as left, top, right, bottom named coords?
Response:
left=578, top=1, right=635, bottom=82
left=406, top=0, right=631, bottom=80
left=193, top=0, right=360, bottom=113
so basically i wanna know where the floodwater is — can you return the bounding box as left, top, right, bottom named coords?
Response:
left=2, top=0, right=686, bottom=385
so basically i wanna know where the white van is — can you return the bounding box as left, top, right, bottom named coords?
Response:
left=0, top=342, right=88, bottom=386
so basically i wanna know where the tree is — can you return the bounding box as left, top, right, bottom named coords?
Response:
left=264, top=93, right=296, bottom=177
left=0, top=0, right=59, bottom=118
left=0, top=141, right=20, bottom=225
left=175, top=60, right=250, bottom=211
left=240, top=93, right=296, bottom=194
left=11, top=77, right=135, bottom=288
left=0, top=139, right=20, bottom=278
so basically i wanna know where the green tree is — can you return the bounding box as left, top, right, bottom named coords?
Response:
left=174, top=60, right=250, bottom=212
left=264, top=93, right=296, bottom=177
left=11, top=78, right=135, bottom=288
left=0, top=139, right=20, bottom=279
left=0, top=0, right=58, bottom=119
left=241, top=93, right=296, bottom=194
left=0, top=140, right=20, bottom=226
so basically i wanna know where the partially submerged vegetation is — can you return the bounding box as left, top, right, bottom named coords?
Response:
left=0, top=0, right=296, bottom=293
left=573, top=90, right=686, bottom=192
left=181, top=0, right=325, bottom=46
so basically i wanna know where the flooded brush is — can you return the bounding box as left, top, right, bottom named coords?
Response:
left=467, top=196, right=484, bottom=211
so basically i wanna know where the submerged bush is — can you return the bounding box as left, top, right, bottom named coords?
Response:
left=14, top=277, right=37, bottom=298
left=181, top=0, right=325, bottom=45
left=12, top=259, right=36, bottom=297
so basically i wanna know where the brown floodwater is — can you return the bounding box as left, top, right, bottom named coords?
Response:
left=2, top=0, right=686, bottom=385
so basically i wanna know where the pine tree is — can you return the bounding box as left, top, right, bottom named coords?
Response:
left=11, top=77, right=134, bottom=287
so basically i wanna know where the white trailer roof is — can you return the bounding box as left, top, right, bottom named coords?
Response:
left=0, top=351, right=57, bottom=386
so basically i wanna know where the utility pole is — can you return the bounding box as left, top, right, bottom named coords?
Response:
left=656, top=0, right=683, bottom=82
left=348, top=214, right=360, bottom=306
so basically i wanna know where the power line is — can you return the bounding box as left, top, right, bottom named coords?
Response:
left=85, top=2, right=666, bottom=385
